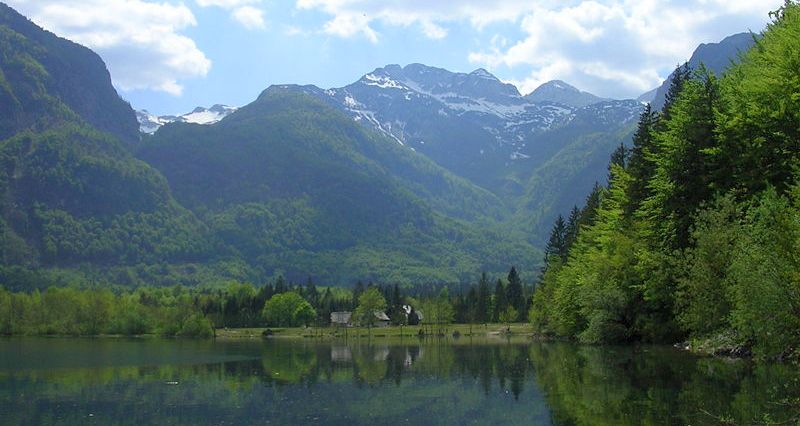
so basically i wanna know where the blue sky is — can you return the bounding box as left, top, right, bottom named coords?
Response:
left=8, top=0, right=783, bottom=115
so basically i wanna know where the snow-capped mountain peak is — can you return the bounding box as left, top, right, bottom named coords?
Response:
left=135, top=104, right=238, bottom=134
left=525, top=80, right=607, bottom=108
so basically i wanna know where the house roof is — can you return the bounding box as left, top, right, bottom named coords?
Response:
left=331, top=311, right=352, bottom=324
left=374, top=311, right=390, bottom=321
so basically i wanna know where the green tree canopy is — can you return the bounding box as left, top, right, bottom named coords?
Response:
left=262, top=292, right=316, bottom=327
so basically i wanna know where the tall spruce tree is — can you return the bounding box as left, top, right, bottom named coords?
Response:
left=608, top=143, right=628, bottom=186
left=565, top=206, right=581, bottom=252
left=580, top=183, right=604, bottom=228
left=544, top=215, right=568, bottom=266
left=646, top=67, right=721, bottom=249
left=626, top=103, right=659, bottom=215
left=506, top=266, right=525, bottom=321
left=477, top=272, right=491, bottom=323
left=493, top=278, right=507, bottom=323
left=661, top=62, right=691, bottom=122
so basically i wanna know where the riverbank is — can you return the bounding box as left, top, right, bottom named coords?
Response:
left=214, top=323, right=534, bottom=340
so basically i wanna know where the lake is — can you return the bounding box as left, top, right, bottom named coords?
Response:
left=0, top=337, right=797, bottom=425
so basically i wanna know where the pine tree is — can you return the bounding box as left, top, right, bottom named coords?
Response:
left=626, top=103, right=659, bottom=215
left=565, top=205, right=581, bottom=252
left=274, top=275, right=287, bottom=294
left=493, top=279, right=507, bottom=323
left=580, top=182, right=603, bottom=228
left=352, top=281, right=365, bottom=309
left=608, top=143, right=628, bottom=186
left=661, top=62, right=691, bottom=122
left=646, top=67, right=721, bottom=249
left=506, top=267, right=524, bottom=322
left=476, top=272, right=491, bottom=323
left=304, top=277, right=319, bottom=308
left=544, top=215, right=567, bottom=267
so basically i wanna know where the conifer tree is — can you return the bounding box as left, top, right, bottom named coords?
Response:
left=544, top=215, right=568, bottom=267
left=477, top=272, right=491, bottom=323
left=626, top=103, right=659, bottom=214
left=580, top=183, right=603, bottom=228
left=506, top=267, right=525, bottom=321
left=493, top=279, right=507, bottom=323
left=646, top=67, right=721, bottom=249
left=661, top=62, right=691, bottom=122
left=565, top=206, right=581, bottom=252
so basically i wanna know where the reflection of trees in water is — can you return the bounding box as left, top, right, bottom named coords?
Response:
left=3, top=341, right=799, bottom=425
left=528, top=344, right=800, bottom=426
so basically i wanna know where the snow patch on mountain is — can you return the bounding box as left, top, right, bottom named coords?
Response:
left=135, top=104, right=238, bottom=134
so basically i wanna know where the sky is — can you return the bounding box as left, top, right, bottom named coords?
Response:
left=6, top=0, right=784, bottom=115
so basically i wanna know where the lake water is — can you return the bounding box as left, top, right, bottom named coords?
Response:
left=0, top=337, right=797, bottom=425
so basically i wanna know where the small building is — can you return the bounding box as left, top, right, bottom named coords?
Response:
left=331, top=311, right=353, bottom=327
left=373, top=311, right=390, bottom=327
left=401, top=304, right=423, bottom=324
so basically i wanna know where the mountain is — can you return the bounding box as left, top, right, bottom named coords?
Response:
left=0, top=3, right=139, bottom=144
left=280, top=64, right=639, bottom=203
left=136, top=104, right=237, bottom=134
left=525, top=80, right=608, bottom=107
left=650, top=32, right=756, bottom=110
left=279, top=64, right=641, bottom=243
left=636, top=87, right=658, bottom=104
left=138, top=87, right=535, bottom=283
left=7, top=3, right=754, bottom=288
left=0, top=4, right=209, bottom=288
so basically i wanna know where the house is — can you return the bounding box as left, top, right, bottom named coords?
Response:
left=330, top=311, right=353, bottom=327
left=373, top=311, right=390, bottom=327
left=401, top=304, right=423, bottom=324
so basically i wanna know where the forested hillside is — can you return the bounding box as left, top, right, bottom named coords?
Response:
left=138, top=86, right=537, bottom=284
left=0, top=3, right=538, bottom=288
left=0, top=4, right=215, bottom=289
left=530, top=2, right=800, bottom=359
left=0, top=0, right=786, bottom=292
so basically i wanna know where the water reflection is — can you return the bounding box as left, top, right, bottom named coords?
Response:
left=0, top=338, right=797, bottom=425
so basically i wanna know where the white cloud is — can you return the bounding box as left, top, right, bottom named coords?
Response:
left=196, top=0, right=257, bottom=6
left=323, top=12, right=378, bottom=43
left=6, top=0, right=210, bottom=95
left=295, top=0, right=783, bottom=98
left=196, top=0, right=267, bottom=30
left=232, top=5, right=266, bottom=29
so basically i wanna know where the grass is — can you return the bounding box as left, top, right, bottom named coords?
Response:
left=215, top=323, right=535, bottom=340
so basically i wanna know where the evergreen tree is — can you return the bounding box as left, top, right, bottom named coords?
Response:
left=274, top=275, right=287, bottom=294
left=506, top=266, right=525, bottom=321
left=607, top=143, right=628, bottom=186
left=319, top=288, right=334, bottom=325
left=661, top=62, right=691, bottom=122
left=565, top=206, right=581, bottom=252
left=304, top=277, right=319, bottom=308
left=352, top=281, right=365, bottom=309
left=493, top=278, right=508, bottom=323
left=646, top=67, right=721, bottom=249
left=465, top=286, right=479, bottom=325
left=544, top=215, right=568, bottom=266
left=580, top=183, right=603, bottom=228
left=476, top=272, right=491, bottom=323
left=626, top=103, right=659, bottom=215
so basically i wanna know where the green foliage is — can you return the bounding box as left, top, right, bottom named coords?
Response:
left=262, top=292, right=317, bottom=327
left=353, top=287, right=387, bottom=328
left=420, top=288, right=455, bottom=334
left=530, top=2, right=800, bottom=358
left=726, top=189, right=800, bottom=358
left=676, top=194, right=741, bottom=336
left=499, top=306, right=518, bottom=325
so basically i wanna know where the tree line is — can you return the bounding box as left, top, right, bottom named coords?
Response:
left=529, top=1, right=800, bottom=360
left=0, top=265, right=536, bottom=336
